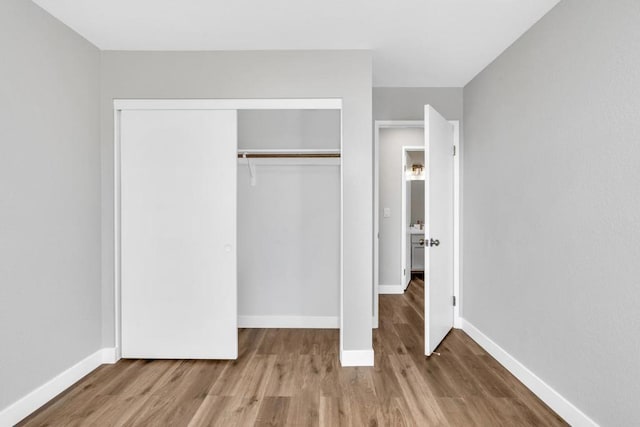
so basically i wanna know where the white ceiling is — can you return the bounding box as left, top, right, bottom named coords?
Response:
left=32, top=0, right=560, bottom=87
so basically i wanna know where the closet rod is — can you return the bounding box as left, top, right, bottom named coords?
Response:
left=237, top=152, right=340, bottom=159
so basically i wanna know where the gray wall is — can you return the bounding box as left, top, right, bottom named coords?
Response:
left=100, top=51, right=373, bottom=354
left=373, top=87, right=463, bottom=121
left=239, top=110, right=340, bottom=150
left=463, top=0, right=640, bottom=425
left=238, top=111, right=340, bottom=320
left=0, top=0, right=101, bottom=411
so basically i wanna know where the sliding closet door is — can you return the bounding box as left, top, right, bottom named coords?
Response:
left=120, top=109, right=237, bottom=359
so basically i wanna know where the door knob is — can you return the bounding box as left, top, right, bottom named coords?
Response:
left=429, top=238, right=440, bottom=247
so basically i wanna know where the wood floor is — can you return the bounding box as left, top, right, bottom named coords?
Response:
left=20, top=280, right=566, bottom=426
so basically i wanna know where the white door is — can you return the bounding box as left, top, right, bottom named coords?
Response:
left=120, top=109, right=238, bottom=359
left=424, top=105, right=455, bottom=356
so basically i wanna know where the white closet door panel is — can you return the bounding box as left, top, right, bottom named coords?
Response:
left=121, top=109, right=237, bottom=359
left=424, top=105, right=455, bottom=356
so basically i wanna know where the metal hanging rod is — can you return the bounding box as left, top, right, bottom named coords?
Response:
left=238, top=153, right=340, bottom=158
left=237, top=149, right=341, bottom=159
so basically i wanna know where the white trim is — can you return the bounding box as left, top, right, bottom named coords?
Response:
left=238, top=315, right=339, bottom=329
left=340, top=349, right=375, bottom=367
left=100, top=347, right=119, bottom=364
left=373, top=123, right=380, bottom=329
left=339, top=107, right=345, bottom=366
left=462, top=319, right=599, bottom=427
left=0, top=348, right=116, bottom=426
left=113, top=109, right=122, bottom=362
left=114, top=98, right=342, bottom=111
left=378, top=284, right=405, bottom=295
left=451, top=121, right=462, bottom=329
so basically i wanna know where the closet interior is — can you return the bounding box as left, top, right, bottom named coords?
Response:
left=236, top=109, right=341, bottom=328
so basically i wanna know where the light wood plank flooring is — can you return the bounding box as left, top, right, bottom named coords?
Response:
left=20, top=280, right=566, bottom=426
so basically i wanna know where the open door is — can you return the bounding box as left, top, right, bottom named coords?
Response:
left=120, top=109, right=238, bottom=359
left=424, top=105, right=455, bottom=356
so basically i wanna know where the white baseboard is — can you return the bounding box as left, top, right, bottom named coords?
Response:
left=453, top=316, right=463, bottom=329
left=461, top=319, right=599, bottom=427
left=0, top=347, right=117, bottom=426
left=238, top=315, right=339, bottom=329
left=340, top=349, right=375, bottom=367
left=379, top=284, right=405, bottom=294
left=100, top=347, right=120, bottom=364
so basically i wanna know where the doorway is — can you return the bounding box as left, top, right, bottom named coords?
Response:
left=373, top=111, right=460, bottom=356
left=402, top=147, right=426, bottom=289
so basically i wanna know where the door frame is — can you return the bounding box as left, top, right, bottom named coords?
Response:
left=401, top=145, right=426, bottom=295
left=113, top=98, right=343, bottom=361
left=373, top=120, right=460, bottom=329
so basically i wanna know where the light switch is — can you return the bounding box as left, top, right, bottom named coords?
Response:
left=383, top=208, right=391, bottom=218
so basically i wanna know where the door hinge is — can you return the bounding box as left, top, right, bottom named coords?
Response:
left=453, top=145, right=457, bottom=156
left=453, top=296, right=457, bottom=306
left=403, top=268, right=406, bottom=276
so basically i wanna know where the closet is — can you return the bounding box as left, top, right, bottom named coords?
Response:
left=115, top=99, right=341, bottom=360
left=237, top=110, right=341, bottom=329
